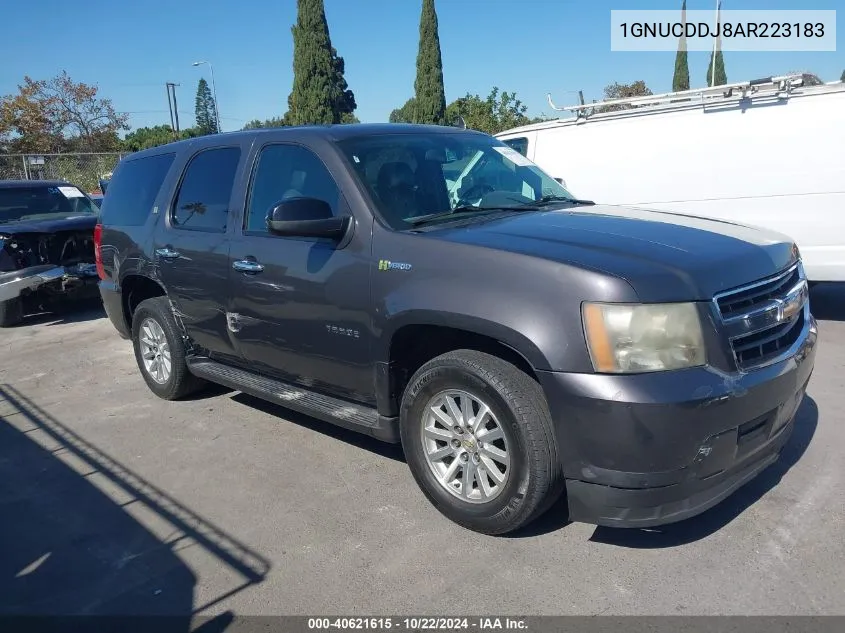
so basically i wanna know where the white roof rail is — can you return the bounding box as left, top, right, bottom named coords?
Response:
left=547, top=74, right=811, bottom=116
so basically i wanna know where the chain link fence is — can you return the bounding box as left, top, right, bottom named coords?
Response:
left=0, top=152, right=129, bottom=193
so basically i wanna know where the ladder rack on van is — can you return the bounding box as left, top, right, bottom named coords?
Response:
left=547, top=74, right=815, bottom=119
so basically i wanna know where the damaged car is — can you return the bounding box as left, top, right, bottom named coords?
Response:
left=0, top=180, right=100, bottom=327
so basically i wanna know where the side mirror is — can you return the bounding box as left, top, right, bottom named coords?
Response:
left=554, top=177, right=567, bottom=187
left=266, top=197, right=352, bottom=240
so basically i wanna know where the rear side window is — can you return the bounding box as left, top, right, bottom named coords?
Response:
left=171, top=147, right=241, bottom=233
left=503, top=137, right=529, bottom=157
left=100, top=153, right=175, bottom=226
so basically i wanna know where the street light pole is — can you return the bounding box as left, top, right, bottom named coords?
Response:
left=192, top=60, right=222, bottom=133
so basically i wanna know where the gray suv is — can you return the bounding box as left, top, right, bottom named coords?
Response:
left=94, top=124, right=818, bottom=535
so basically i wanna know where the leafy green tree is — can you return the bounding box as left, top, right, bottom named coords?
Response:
left=286, top=0, right=354, bottom=125
left=413, top=0, right=446, bottom=124
left=122, top=125, right=174, bottom=151
left=595, top=80, right=654, bottom=113
left=444, top=88, right=532, bottom=135
left=672, top=1, right=690, bottom=92
left=194, top=78, right=218, bottom=134
left=121, top=125, right=200, bottom=151
left=242, top=116, right=289, bottom=130
left=389, top=97, right=417, bottom=123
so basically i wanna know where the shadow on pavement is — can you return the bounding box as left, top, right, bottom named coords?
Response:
left=0, top=384, right=270, bottom=630
left=505, top=493, right=573, bottom=539
left=588, top=395, right=818, bottom=548
left=15, top=297, right=106, bottom=328
left=809, top=283, right=845, bottom=322
left=231, top=392, right=406, bottom=463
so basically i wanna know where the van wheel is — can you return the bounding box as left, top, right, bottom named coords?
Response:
left=0, top=297, right=24, bottom=327
left=400, top=350, right=563, bottom=535
left=131, top=296, right=205, bottom=400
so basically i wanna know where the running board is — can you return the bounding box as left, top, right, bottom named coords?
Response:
left=187, top=358, right=400, bottom=443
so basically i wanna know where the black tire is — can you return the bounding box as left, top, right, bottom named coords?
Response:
left=399, top=350, right=564, bottom=535
left=0, top=297, right=24, bottom=327
left=131, top=296, right=206, bottom=400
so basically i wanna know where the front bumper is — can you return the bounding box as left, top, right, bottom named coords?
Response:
left=0, top=263, right=99, bottom=303
left=539, top=314, right=818, bottom=528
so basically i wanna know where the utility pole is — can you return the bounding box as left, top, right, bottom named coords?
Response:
left=166, top=82, right=181, bottom=137
left=166, top=83, right=175, bottom=134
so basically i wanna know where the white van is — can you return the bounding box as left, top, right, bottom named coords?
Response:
left=495, top=75, right=845, bottom=283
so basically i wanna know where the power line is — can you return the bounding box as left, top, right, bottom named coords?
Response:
left=119, top=110, right=247, bottom=123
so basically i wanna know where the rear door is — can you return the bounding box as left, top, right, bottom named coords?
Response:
left=154, top=142, right=248, bottom=359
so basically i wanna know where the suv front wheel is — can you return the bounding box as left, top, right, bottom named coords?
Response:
left=399, top=350, right=563, bottom=535
left=131, top=297, right=205, bottom=400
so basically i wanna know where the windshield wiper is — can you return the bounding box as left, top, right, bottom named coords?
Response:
left=405, top=205, right=502, bottom=227
left=406, top=196, right=595, bottom=227
left=516, top=195, right=595, bottom=208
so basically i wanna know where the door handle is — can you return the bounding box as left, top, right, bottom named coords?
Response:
left=155, top=247, right=181, bottom=260
left=232, top=260, right=265, bottom=274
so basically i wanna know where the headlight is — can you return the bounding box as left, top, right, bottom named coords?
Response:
left=582, top=302, right=706, bottom=373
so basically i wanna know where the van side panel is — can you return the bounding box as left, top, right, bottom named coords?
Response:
left=525, top=87, right=845, bottom=281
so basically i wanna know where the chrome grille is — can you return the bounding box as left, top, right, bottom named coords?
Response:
left=713, top=262, right=809, bottom=371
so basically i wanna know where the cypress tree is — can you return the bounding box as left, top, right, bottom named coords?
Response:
left=413, top=0, right=446, bottom=125
left=840, top=69, right=845, bottom=82
left=287, top=0, right=343, bottom=125
left=706, top=49, right=727, bottom=87
left=672, top=1, right=690, bottom=92
left=707, top=2, right=727, bottom=87
left=194, top=78, right=218, bottom=134
left=330, top=46, right=357, bottom=123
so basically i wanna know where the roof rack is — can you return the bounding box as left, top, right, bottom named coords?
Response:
left=547, top=74, right=814, bottom=118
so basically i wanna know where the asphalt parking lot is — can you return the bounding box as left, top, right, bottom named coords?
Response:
left=1, top=287, right=844, bottom=618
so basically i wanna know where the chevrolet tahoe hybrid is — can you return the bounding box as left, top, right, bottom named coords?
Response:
left=95, top=124, right=818, bottom=535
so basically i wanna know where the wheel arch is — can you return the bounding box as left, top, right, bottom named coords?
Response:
left=119, top=274, right=167, bottom=333
left=376, top=311, right=552, bottom=418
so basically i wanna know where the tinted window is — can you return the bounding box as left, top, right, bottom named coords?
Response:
left=245, top=144, right=340, bottom=233
left=100, top=153, right=175, bottom=226
left=172, top=147, right=241, bottom=232
left=503, top=137, right=529, bottom=157
left=0, top=184, right=99, bottom=225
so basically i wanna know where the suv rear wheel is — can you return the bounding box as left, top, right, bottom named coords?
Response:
left=399, top=350, right=563, bottom=535
left=131, top=297, right=205, bottom=400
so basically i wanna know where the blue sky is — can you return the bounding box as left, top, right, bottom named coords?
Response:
left=1, top=0, right=841, bottom=133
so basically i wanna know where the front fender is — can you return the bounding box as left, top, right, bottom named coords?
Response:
left=378, top=307, right=551, bottom=370
left=370, top=227, right=639, bottom=374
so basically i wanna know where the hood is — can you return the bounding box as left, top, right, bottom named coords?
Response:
left=0, top=214, right=98, bottom=236
left=427, top=204, right=799, bottom=301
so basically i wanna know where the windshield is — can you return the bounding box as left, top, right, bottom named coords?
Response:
left=0, top=185, right=99, bottom=225
left=336, top=132, right=576, bottom=230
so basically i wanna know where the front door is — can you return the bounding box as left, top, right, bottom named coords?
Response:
left=227, top=142, right=373, bottom=404
left=154, top=144, right=243, bottom=359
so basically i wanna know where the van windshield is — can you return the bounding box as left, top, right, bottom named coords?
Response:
left=336, top=132, right=576, bottom=229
